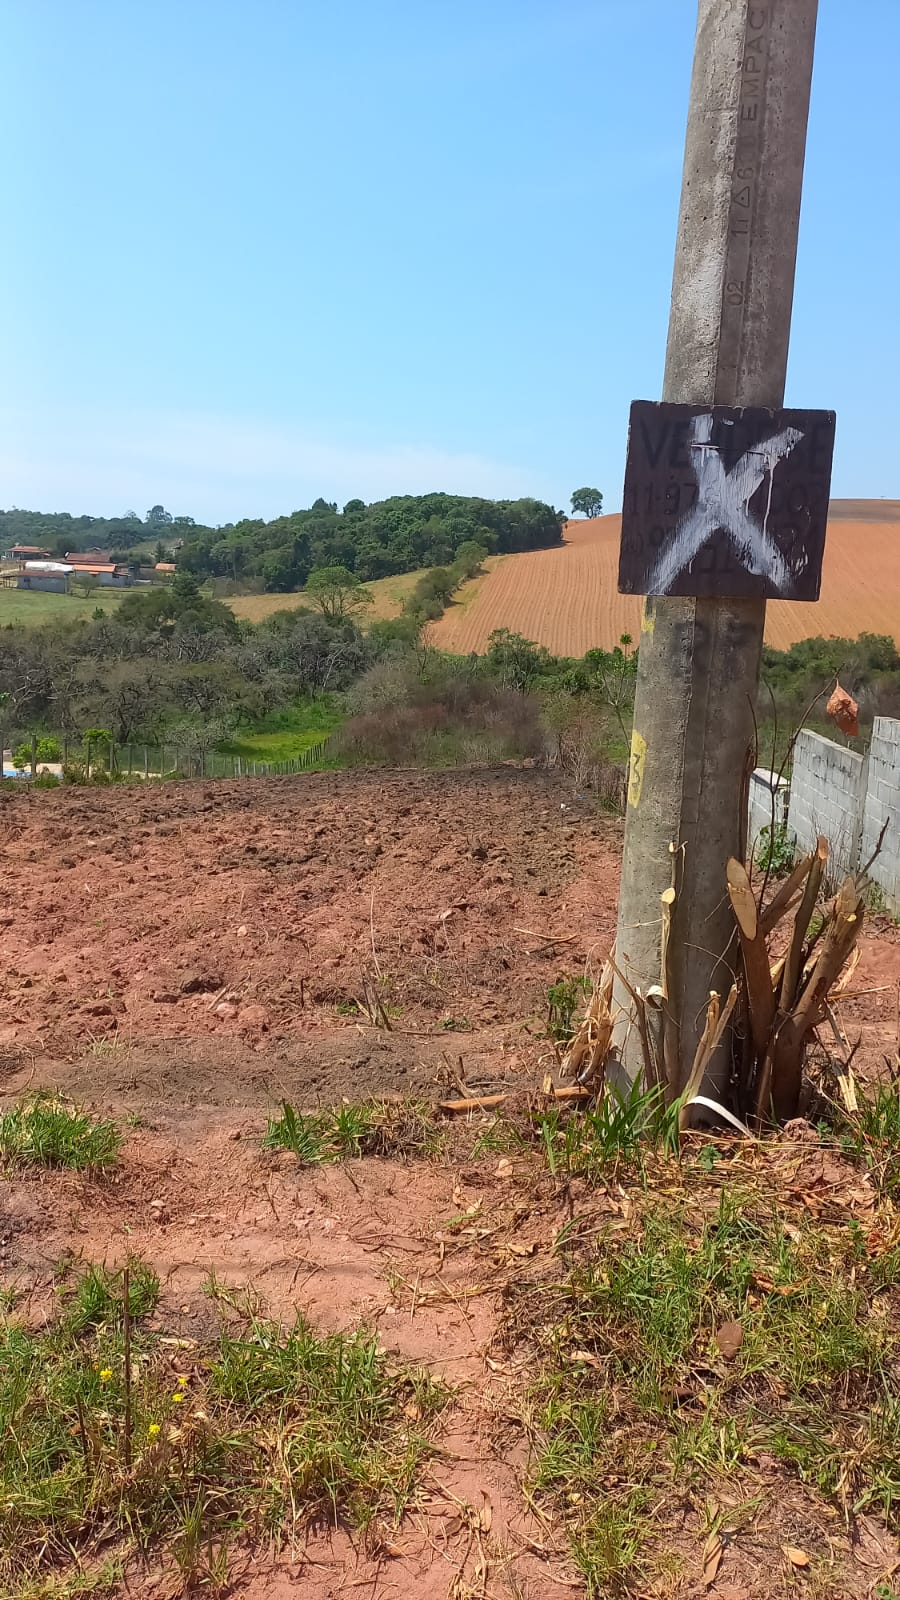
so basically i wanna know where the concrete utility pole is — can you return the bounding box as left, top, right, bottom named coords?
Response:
left=613, top=0, right=820, bottom=1094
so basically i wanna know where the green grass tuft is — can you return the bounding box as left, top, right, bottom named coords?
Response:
left=0, top=1273, right=448, bottom=1597
left=843, top=1077, right=900, bottom=1195
left=533, top=1080, right=676, bottom=1180
left=264, top=1098, right=442, bottom=1164
left=546, top=974, right=591, bottom=1043
left=62, top=1258, right=160, bottom=1333
left=218, top=697, right=342, bottom=762
left=0, top=1096, right=121, bottom=1171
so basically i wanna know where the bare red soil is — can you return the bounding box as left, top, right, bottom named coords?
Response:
left=0, top=768, right=625, bottom=1111
left=0, top=769, right=897, bottom=1599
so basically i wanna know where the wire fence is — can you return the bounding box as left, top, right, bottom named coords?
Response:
left=0, top=731, right=332, bottom=784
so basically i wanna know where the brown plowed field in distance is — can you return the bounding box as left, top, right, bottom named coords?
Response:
left=429, top=502, right=900, bottom=656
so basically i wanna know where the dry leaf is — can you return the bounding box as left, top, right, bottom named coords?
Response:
left=496, top=1158, right=513, bottom=1179
left=569, top=1348, right=604, bottom=1369
left=703, top=1530, right=724, bottom=1585
left=507, top=1240, right=537, bottom=1257
left=714, top=1320, right=743, bottom=1360
left=783, top=1545, right=810, bottom=1568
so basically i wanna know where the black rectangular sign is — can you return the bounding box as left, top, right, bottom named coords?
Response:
left=618, top=401, right=836, bottom=600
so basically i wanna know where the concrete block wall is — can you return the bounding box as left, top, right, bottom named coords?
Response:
left=786, top=730, right=867, bottom=881
left=748, top=767, right=789, bottom=859
left=861, top=717, right=900, bottom=913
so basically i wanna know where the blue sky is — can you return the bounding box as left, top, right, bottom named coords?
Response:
left=2, top=1, right=898, bottom=525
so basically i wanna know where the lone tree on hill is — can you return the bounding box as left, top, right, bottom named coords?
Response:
left=570, top=487, right=603, bottom=518
left=304, top=565, right=373, bottom=618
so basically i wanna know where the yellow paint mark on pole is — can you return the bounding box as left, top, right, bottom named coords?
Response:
left=627, top=729, right=647, bottom=809
left=640, top=601, right=655, bottom=636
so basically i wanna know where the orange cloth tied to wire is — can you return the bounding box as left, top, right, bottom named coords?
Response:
left=826, top=682, right=859, bottom=738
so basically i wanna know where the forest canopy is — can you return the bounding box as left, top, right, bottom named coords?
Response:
left=0, top=493, right=565, bottom=592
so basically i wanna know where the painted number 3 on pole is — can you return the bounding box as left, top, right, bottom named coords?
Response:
left=618, top=401, right=835, bottom=600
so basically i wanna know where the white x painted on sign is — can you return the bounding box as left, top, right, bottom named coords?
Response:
left=646, top=411, right=804, bottom=595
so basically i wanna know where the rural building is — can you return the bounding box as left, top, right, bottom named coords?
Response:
left=67, top=562, right=132, bottom=588
left=66, top=549, right=112, bottom=566
left=15, top=561, right=74, bottom=594
left=4, top=543, right=52, bottom=562
left=155, top=561, right=176, bottom=575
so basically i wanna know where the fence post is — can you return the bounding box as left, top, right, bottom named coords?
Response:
left=0, top=731, right=5, bottom=778
left=63, top=735, right=69, bottom=768
left=85, top=738, right=92, bottom=781
left=128, top=742, right=134, bottom=779
left=31, top=734, right=37, bottom=778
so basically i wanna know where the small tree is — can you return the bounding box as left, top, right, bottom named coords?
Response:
left=570, top=487, right=604, bottom=518
left=81, top=727, right=113, bottom=773
left=453, top=540, right=488, bottom=579
left=172, top=569, right=201, bottom=606
left=304, top=566, right=373, bottom=618
left=486, top=629, right=550, bottom=693
left=585, top=634, right=637, bottom=744
left=13, top=736, right=62, bottom=771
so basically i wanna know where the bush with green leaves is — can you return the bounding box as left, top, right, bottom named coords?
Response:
left=755, top=821, right=796, bottom=876
left=11, top=736, right=61, bottom=771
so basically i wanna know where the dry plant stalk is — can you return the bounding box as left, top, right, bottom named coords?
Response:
left=356, top=967, right=392, bottom=1029
left=557, top=823, right=868, bottom=1135
left=678, top=982, right=738, bottom=1132
left=727, top=837, right=867, bottom=1123
left=559, top=956, right=616, bottom=1089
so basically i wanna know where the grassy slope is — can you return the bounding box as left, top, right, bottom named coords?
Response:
left=0, top=569, right=424, bottom=632
left=226, top=569, right=428, bottom=626
left=0, top=588, right=126, bottom=625
left=219, top=699, right=342, bottom=761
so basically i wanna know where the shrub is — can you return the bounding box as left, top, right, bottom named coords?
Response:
left=12, top=736, right=62, bottom=771
left=755, top=822, right=795, bottom=876
left=335, top=678, right=544, bottom=768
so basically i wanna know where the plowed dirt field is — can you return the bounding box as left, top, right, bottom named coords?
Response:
left=429, top=504, right=900, bottom=656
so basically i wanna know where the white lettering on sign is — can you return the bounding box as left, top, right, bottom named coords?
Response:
left=645, top=412, right=804, bottom=596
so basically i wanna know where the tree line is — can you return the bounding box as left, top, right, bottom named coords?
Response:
left=1, top=493, right=565, bottom=592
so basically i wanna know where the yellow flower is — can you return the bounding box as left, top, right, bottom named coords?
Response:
left=99, top=1368, right=113, bottom=1383
left=148, top=1423, right=161, bottom=1438
left=176, top=1373, right=189, bottom=1387
left=172, top=1392, right=184, bottom=1403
